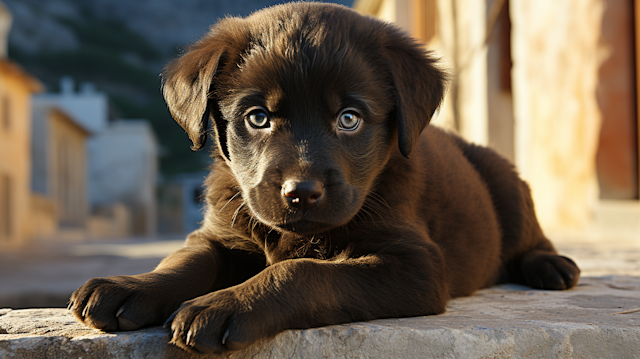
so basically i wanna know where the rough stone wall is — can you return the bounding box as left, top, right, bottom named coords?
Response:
left=510, top=0, right=604, bottom=231
left=451, top=0, right=489, bottom=146
left=428, top=0, right=490, bottom=142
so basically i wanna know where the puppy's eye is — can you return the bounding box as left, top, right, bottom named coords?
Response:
left=337, top=109, right=361, bottom=131
left=246, top=108, right=270, bottom=129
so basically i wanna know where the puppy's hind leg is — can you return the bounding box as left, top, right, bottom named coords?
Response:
left=450, top=136, right=580, bottom=291
left=506, top=184, right=580, bottom=290
left=501, top=189, right=580, bottom=291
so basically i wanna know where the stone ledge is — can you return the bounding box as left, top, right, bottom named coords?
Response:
left=1, top=276, right=639, bottom=359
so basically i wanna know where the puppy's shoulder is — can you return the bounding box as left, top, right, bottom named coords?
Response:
left=411, top=126, right=495, bottom=194
left=414, top=126, right=469, bottom=166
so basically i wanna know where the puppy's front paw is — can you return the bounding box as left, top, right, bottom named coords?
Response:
left=167, top=289, right=268, bottom=354
left=70, top=275, right=174, bottom=331
left=522, top=253, right=580, bottom=290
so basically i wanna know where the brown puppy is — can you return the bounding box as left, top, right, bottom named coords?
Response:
left=70, top=2, right=580, bottom=354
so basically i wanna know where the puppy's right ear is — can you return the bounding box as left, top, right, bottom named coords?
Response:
left=382, top=26, right=448, bottom=158
left=161, top=19, right=247, bottom=158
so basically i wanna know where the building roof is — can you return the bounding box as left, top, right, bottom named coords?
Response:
left=0, top=58, right=43, bottom=93
left=50, top=107, right=92, bottom=137
left=31, top=99, right=93, bottom=137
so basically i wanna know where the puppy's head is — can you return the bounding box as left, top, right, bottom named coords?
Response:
left=162, top=3, right=446, bottom=234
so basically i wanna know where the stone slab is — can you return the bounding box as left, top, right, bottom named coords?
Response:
left=1, top=276, right=639, bottom=358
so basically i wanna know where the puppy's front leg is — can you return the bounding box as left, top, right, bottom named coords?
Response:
left=70, top=232, right=263, bottom=331
left=168, top=239, right=447, bottom=354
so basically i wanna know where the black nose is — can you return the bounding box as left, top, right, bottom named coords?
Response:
left=281, top=180, right=324, bottom=213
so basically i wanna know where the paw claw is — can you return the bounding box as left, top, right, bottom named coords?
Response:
left=116, top=306, right=124, bottom=318
left=163, top=311, right=177, bottom=328
left=186, top=330, right=193, bottom=345
left=222, top=328, right=230, bottom=345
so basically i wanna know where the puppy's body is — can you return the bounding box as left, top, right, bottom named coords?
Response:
left=71, top=2, right=579, bottom=354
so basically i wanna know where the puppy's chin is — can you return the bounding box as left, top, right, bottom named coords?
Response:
left=259, top=213, right=347, bottom=235
left=274, top=216, right=349, bottom=235
left=249, top=206, right=355, bottom=235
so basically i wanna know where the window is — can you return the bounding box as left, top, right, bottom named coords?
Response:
left=193, top=188, right=203, bottom=204
left=0, top=173, right=11, bottom=241
left=1, top=95, right=9, bottom=132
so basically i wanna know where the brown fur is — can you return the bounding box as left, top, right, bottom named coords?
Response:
left=70, top=2, right=580, bottom=354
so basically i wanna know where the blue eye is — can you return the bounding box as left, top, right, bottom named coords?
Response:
left=246, top=108, right=270, bottom=129
left=337, top=109, right=361, bottom=131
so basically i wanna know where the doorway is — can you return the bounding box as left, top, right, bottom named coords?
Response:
left=596, top=0, right=640, bottom=200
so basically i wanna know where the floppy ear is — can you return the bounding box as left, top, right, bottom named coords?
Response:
left=384, top=28, right=448, bottom=158
left=161, top=18, right=247, bottom=159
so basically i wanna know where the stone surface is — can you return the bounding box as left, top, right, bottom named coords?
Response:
left=1, top=276, right=639, bottom=358
left=552, top=200, right=640, bottom=277
left=0, top=238, right=183, bottom=308
left=1, top=217, right=638, bottom=358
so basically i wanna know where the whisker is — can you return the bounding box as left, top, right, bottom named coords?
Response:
left=364, top=207, right=380, bottom=223
left=366, top=191, right=391, bottom=211
left=231, top=200, right=245, bottom=228
left=359, top=192, right=389, bottom=223
left=368, top=204, right=386, bottom=222
left=250, top=217, right=260, bottom=232
left=356, top=203, right=377, bottom=223
left=219, top=191, right=242, bottom=213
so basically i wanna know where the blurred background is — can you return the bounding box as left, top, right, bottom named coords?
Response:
left=0, top=0, right=638, bottom=308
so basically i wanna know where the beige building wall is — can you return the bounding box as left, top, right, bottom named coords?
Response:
left=47, top=108, right=89, bottom=227
left=0, top=60, right=42, bottom=245
left=31, top=103, right=92, bottom=240
left=28, top=193, right=58, bottom=239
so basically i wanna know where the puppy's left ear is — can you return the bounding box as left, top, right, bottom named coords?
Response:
left=162, top=45, right=223, bottom=152
left=161, top=18, right=248, bottom=157
left=384, top=28, right=448, bottom=158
